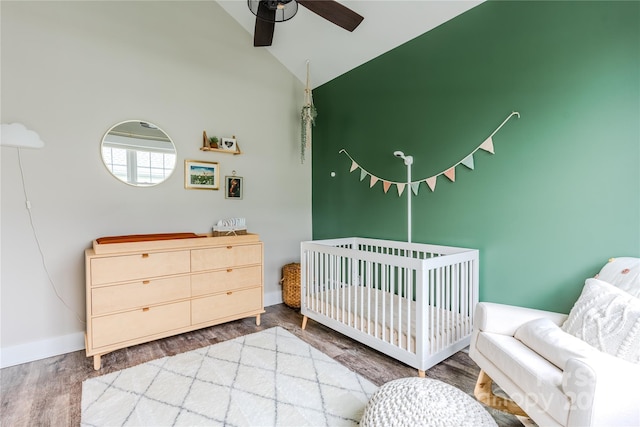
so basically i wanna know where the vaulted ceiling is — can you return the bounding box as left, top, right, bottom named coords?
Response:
left=217, top=1, right=484, bottom=88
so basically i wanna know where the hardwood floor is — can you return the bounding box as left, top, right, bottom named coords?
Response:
left=0, top=304, right=524, bottom=426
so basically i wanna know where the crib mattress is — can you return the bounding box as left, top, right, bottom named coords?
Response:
left=305, top=285, right=472, bottom=354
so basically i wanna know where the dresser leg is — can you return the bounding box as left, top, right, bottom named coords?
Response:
left=301, top=315, right=308, bottom=330
left=93, top=355, right=101, bottom=370
left=255, top=314, right=261, bottom=326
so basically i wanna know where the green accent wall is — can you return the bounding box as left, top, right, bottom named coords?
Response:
left=311, top=1, right=640, bottom=313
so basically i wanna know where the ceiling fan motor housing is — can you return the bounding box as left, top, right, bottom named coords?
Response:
left=248, top=0, right=298, bottom=23
left=265, top=0, right=294, bottom=11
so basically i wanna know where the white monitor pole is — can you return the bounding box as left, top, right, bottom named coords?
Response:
left=393, top=151, right=413, bottom=243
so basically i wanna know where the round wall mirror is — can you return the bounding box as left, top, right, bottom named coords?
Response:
left=101, top=120, right=177, bottom=186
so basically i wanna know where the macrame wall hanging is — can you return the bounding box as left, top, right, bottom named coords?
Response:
left=300, top=61, right=317, bottom=163
left=339, top=111, right=520, bottom=196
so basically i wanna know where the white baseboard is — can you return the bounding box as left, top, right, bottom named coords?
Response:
left=1, top=295, right=287, bottom=369
left=0, top=331, right=85, bottom=369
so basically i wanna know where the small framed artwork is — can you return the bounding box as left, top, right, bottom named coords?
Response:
left=225, top=176, right=243, bottom=199
left=219, top=137, right=237, bottom=152
left=185, top=160, right=219, bottom=190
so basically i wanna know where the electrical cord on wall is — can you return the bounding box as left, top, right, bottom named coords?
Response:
left=17, top=148, right=86, bottom=325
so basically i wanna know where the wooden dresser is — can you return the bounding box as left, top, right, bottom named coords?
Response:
left=85, top=233, right=264, bottom=369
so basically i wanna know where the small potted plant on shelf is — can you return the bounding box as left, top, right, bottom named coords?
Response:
left=202, top=131, right=220, bottom=150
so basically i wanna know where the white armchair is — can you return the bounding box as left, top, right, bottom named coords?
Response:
left=469, top=258, right=640, bottom=427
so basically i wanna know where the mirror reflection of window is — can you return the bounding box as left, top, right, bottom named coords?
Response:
left=101, top=121, right=177, bottom=186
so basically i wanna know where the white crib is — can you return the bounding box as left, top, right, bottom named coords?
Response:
left=300, top=237, right=479, bottom=376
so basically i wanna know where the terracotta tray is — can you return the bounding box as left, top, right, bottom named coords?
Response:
left=95, top=232, right=204, bottom=245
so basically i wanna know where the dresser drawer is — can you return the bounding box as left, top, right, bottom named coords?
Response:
left=192, top=287, right=262, bottom=325
left=191, top=265, right=261, bottom=297
left=91, top=301, right=190, bottom=349
left=191, top=244, right=262, bottom=272
left=90, top=251, right=190, bottom=285
left=92, top=276, right=190, bottom=315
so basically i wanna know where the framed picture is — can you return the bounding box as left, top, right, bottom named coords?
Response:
left=219, top=137, right=237, bottom=152
left=225, top=176, right=243, bottom=199
left=185, top=160, right=219, bottom=190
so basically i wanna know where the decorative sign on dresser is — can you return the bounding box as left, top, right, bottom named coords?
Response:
left=85, top=233, right=264, bottom=369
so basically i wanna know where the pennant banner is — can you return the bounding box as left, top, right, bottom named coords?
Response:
left=479, top=137, right=494, bottom=154
left=425, top=176, right=437, bottom=192
left=444, top=168, right=456, bottom=182
left=338, top=111, right=519, bottom=196
left=461, top=155, right=475, bottom=170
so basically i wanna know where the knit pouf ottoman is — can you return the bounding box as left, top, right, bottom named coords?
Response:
left=360, top=377, right=497, bottom=427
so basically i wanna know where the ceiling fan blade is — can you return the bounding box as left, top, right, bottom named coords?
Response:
left=297, top=0, right=363, bottom=32
left=254, top=18, right=275, bottom=46
left=254, top=2, right=276, bottom=47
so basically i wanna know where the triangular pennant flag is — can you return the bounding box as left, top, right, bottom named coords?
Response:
left=349, top=161, right=358, bottom=172
left=369, top=176, right=379, bottom=188
left=397, top=183, right=406, bottom=196
left=444, top=167, right=456, bottom=182
left=383, top=181, right=392, bottom=193
left=360, top=169, right=367, bottom=181
left=479, top=137, right=495, bottom=154
left=411, top=182, right=420, bottom=195
left=461, top=154, right=475, bottom=170
left=426, top=176, right=437, bottom=192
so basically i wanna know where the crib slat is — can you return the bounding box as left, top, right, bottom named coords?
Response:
left=429, top=268, right=434, bottom=355
left=447, top=265, right=452, bottom=345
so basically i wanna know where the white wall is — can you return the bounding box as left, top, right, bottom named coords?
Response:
left=0, top=1, right=311, bottom=368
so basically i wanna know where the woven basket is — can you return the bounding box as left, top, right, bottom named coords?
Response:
left=280, top=263, right=301, bottom=308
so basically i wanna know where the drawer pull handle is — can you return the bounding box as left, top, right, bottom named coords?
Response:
left=142, top=253, right=149, bottom=258
left=227, top=291, right=233, bottom=295
left=226, top=246, right=233, bottom=249
left=142, top=280, right=150, bottom=285
left=142, top=307, right=150, bottom=312
left=227, top=269, right=233, bottom=272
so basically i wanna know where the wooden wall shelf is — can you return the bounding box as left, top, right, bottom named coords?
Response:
left=200, top=145, right=242, bottom=155
left=202, top=130, right=242, bottom=155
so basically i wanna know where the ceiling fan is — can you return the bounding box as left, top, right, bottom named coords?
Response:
left=247, top=0, right=364, bottom=47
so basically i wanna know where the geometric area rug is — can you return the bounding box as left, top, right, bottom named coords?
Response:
left=81, top=327, right=378, bottom=426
